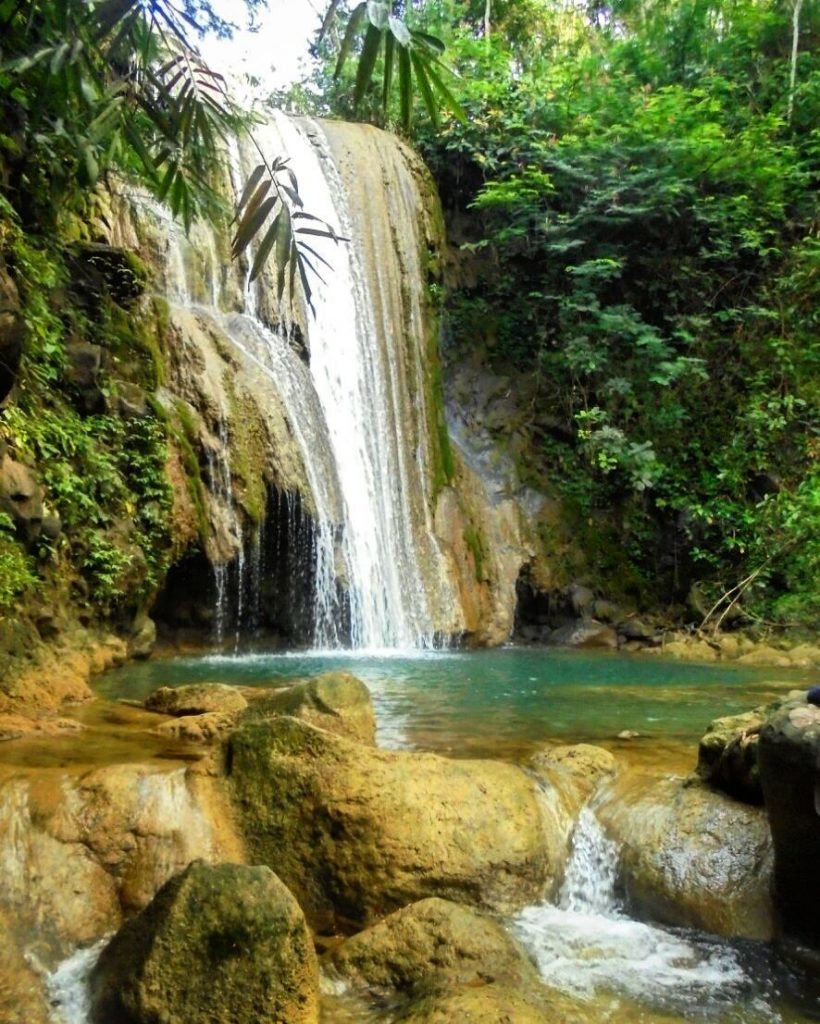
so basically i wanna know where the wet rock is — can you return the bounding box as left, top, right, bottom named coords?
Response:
left=65, top=340, right=106, bottom=414
left=241, top=672, right=376, bottom=744
left=736, top=645, right=793, bottom=669
left=697, top=704, right=782, bottom=803
left=145, top=683, right=248, bottom=717
left=325, top=897, right=540, bottom=993
left=394, top=982, right=550, bottom=1023
left=568, top=582, right=595, bottom=617
left=128, top=614, right=156, bottom=660
left=595, top=774, right=774, bottom=940
left=90, top=861, right=319, bottom=1024
left=0, top=764, right=243, bottom=954
left=758, top=698, right=820, bottom=947
left=649, top=638, right=719, bottom=662
left=548, top=619, right=618, bottom=649
left=155, top=711, right=234, bottom=743
left=530, top=743, right=619, bottom=802
left=225, top=717, right=556, bottom=930
left=0, top=453, right=44, bottom=543
left=0, top=910, right=50, bottom=1024
left=617, top=618, right=654, bottom=642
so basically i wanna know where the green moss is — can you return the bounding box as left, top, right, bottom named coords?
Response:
left=463, top=522, right=487, bottom=582
left=226, top=384, right=267, bottom=525
left=172, top=400, right=209, bottom=542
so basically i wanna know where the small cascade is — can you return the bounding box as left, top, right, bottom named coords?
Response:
left=513, top=806, right=756, bottom=1014
left=47, top=942, right=106, bottom=1024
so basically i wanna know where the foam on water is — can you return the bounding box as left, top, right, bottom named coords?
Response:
left=512, top=808, right=777, bottom=1020
left=47, top=941, right=106, bottom=1024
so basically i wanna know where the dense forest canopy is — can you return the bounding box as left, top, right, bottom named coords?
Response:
left=0, top=0, right=818, bottom=634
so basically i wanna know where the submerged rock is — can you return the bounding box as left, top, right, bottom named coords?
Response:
left=225, top=717, right=557, bottom=930
left=144, top=682, right=248, bottom=717
left=758, top=698, right=820, bottom=947
left=242, top=672, right=376, bottom=745
left=595, top=773, right=774, bottom=940
left=90, top=861, right=319, bottom=1024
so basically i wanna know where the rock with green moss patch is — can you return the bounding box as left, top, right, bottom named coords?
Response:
left=241, top=672, right=375, bottom=744
left=225, top=717, right=557, bottom=931
left=89, top=860, right=319, bottom=1024
left=145, top=683, right=247, bottom=717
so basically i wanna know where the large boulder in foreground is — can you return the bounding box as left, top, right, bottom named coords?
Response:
left=90, top=861, right=319, bottom=1024
left=758, top=698, right=820, bottom=947
left=697, top=706, right=769, bottom=803
left=324, top=897, right=540, bottom=993
left=241, top=672, right=376, bottom=744
left=225, top=717, right=557, bottom=930
left=595, top=773, right=773, bottom=940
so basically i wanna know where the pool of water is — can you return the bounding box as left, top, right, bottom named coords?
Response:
left=39, top=646, right=819, bottom=1024
left=95, top=646, right=810, bottom=770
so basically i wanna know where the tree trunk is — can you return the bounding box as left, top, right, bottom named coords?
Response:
left=787, top=0, right=803, bottom=123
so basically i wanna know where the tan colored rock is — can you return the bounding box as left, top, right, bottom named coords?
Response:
left=0, top=764, right=244, bottom=955
left=0, top=714, right=85, bottom=742
left=154, top=710, right=235, bottom=743
left=394, top=982, right=551, bottom=1024
left=549, top=620, right=618, bottom=649
left=325, top=898, right=540, bottom=992
left=595, top=774, right=773, bottom=940
left=736, top=645, right=793, bottom=668
left=90, top=861, right=319, bottom=1024
left=145, top=682, right=248, bottom=717
left=785, top=642, right=820, bottom=668
left=0, top=910, right=49, bottom=1024
left=655, top=639, right=719, bottom=662
left=530, top=744, right=619, bottom=802
left=225, top=717, right=559, bottom=930
left=241, top=672, right=376, bottom=744
left=696, top=702, right=784, bottom=803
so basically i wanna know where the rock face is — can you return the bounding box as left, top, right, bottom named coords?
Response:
left=0, top=764, right=243, bottom=956
left=0, top=452, right=44, bottom=543
left=0, top=910, right=50, bottom=1024
left=225, top=717, right=555, bottom=930
left=90, top=861, right=319, bottom=1024
left=595, top=774, right=774, bottom=940
left=325, top=897, right=538, bottom=992
left=241, top=672, right=376, bottom=745
left=758, top=698, right=820, bottom=947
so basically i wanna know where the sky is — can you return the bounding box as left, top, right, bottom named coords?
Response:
left=203, top=0, right=323, bottom=93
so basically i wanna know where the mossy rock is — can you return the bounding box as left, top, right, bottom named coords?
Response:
left=241, top=672, right=376, bottom=744
left=89, top=860, right=319, bottom=1024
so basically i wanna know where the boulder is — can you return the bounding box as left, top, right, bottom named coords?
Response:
left=530, top=743, right=619, bottom=803
left=568, top=582, right=595, bottom=617
left=548, top=620, right=618, bottom=649
left=65, top=341, right=106, bottom=414
left=697, top=705, right=778, bottom=803
left=90, top=861, right=319, bottom=1024
left=0, top=454, right=44, bottom=543
left=0, top=911, right=50, bottom=1024
left=394, top=982, right=551, bottom=1024
left=758, top=698, right=820, bottom=947
left=324, top=897, right=540, bottom=993
left=225, top=717, right=556, bottom=930
left=127, top=614, right=156, bottom=660
left=145, top=683, right=248, bottom=717
left=595, top=774, right=774, bottom=940
left=242, top=672, right=376, bottom=744
left=736, top=645, right=793, bottom=669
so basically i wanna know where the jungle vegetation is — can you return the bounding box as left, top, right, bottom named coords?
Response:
left=1, top=0, right=818, bottom=633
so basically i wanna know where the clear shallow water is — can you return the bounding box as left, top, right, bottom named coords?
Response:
left=44, top=647, right=819, bottom=1024
left=97, top=646, right=811, bottom=767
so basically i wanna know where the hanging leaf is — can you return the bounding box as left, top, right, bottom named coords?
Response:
left=334, top=1, right=367, bottom=79
left=388, top=16, right=411, bottom=47
left=398, top=46, right=412, bottom=130
left=367, top=2, right=390, bottom=30
left=354, top=23, right=383, bottom=108
left=410, top=51, right=440, bottom=129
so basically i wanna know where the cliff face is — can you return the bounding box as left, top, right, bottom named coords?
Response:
left=1, top=114, right=542, bottom=725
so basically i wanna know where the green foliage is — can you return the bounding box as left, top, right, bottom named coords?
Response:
left=421, top=0, right=820, bottom=624
left=0, top=513, right=38, bottom=613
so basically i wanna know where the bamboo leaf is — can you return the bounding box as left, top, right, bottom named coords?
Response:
left=426, top=61, right=468, bottom=124
left=382, top=30, right=395, bottom=113
left=398, top=46, right=412, bottom=131
left=411, top=51, right=440, bottom=129
left=367, top=2, right=389, bottom=30
left=233, top=195, right=277, bottom=258
left=236, top=164, right=267, bottom=214
left=354, top=23, right=383, bottom=108
left=334, top=1, right=367, bottom=79
left=388, top=15, right=411, bottom=47
left=410, top=30, right=446, bottom=55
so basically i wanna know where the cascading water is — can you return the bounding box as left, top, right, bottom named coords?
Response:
left=244, top=114, right=462, bottom=649
left=118, top=112, right=465, bottom=650
left=513, top=806, right=771, bottom=1018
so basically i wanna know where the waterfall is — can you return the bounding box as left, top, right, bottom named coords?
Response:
left=245, top=114, right=462, bottom=649
left=513, top=807, right=753, bottom=1013
left=118, top=113, right=465, bottom=650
